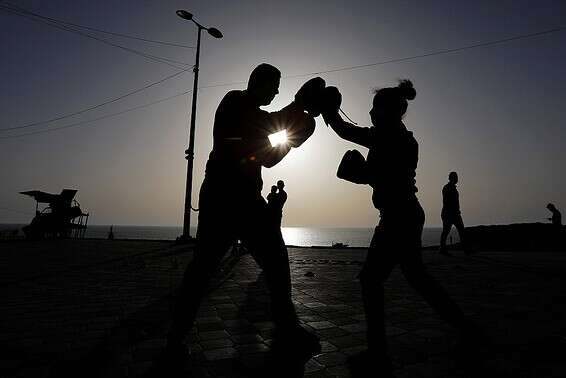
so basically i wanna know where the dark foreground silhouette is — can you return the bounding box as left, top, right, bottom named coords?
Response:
left=322, top=80, right=482, bottom=377
left=150, top=64, right=326, bottom=376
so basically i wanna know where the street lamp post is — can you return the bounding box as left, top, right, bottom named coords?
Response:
left=176, top=10, right=222, bottom=240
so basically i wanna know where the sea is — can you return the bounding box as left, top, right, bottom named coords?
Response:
left=1, top=224, right=459, bottom=248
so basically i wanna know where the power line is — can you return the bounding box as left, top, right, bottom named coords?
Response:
left=0, top=90, right=191, bottom=139
left=1, top=4, right=191, bottom=69
left=157, top=24, right=566, bottom=86
left=0, top=68, right=193, bottom=131
left=284, top=25, right=566, bottom=78
left=0, top=4, right=192, bottom=70
left=2, top=24, right=565, bottom=139
left=3, top=1, right=195, bottom=49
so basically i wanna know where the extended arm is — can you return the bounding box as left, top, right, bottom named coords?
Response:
left=321, top=86, right=373, bottom=149
left=258, top=101, right=315, bottom=168
left=325, top=112, right=373, bottom=149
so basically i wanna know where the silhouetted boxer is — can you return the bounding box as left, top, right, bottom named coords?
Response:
left=162, top=64, right=324, bottom=369
left=323, top=80, right=480, bottom=377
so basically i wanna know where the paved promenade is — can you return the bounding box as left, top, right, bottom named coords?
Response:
left=2, top=240, right=566, bottom=377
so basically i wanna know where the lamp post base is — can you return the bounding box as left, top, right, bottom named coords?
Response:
left=175, top=233, right=196, bottom=244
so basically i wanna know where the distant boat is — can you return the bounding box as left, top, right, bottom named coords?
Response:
left=331, top=242, right=349, bottom=248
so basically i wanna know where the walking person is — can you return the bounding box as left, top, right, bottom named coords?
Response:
left=322, top=80, right=480, bottom=376
left=439, top=171, right=468, bottom=256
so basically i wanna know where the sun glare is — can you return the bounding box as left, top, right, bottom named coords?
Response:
left=268, top=129, right=288, bottom=147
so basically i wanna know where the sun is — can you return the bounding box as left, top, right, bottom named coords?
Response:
left=268, top=129, right=288, bottom=147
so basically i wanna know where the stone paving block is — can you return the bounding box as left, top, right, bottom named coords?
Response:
left=215, top=303, right=238, bottom=311
left=230, top=333, right=263, bottom=344
left=234, top=343, right=269, bottom=354
left=204, top=356, right=242, bottom=376
left=259, top=328, right=275, bottom=340
left=225, top=325, right=258, bottom=336
left=307, top=321, right=337, bottom=330
left=217, top=309, right=240, bottom=319
left=320, top=340, right=339, bottom=353
left=252, top=321, right=275, bottom=331
left=316, top=327, right=350, bottom=339
left=197, top=322, right=226, bottom=332
left=198, top=330, right=230, bottom=340
left=324, top=317, right=356, bottom=326
left=200, top=338, right=235, bottom=350
left=304, top=371, right=333, bottom=378
left=326, top=364, right=353, bottom=377
left=339, top=323, right=366, bottom=333
left=209, top=295, right=232, bottom=302
left=341, top=345, right=366, bottom=357
left=303, top=302, right=327, bottom=309
left=414, top=328, right=448, bottom=339
left=223, top=319, right=251, bottom=329
left=196, top=316, right=223, bottom=324
left=328, top=334, right=365, bottom=349
left=386, top=325, right=408, bottom=337
left=203, top=347, right=239, bottom=361
left=189, top=343, right=204, bottom=354
left=300, top=315, right=327, bottom=322
left=315, top=351, right=348, bottom=367
left=304, top=358, right=325, bottom=373
left=350, top=314, right=366, bottom=321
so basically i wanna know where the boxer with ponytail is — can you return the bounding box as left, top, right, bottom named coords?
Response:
left=323, top=79, right=481, bottom=376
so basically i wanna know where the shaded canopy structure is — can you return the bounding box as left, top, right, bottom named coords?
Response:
left=20, top=189, right=89, bottom=239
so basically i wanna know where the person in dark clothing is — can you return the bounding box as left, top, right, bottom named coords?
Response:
left=547, top=203, right=562, bottom=226
left=322, top=80, right=479, bottom=376
left=267, top=180, right=288, bottom=227
left=277, top=180, right=287, bottom=206
left=439, top=171, right=468, bottom=256
left=161, top=64, right=324, bottom=369
left=275, top=180, right=288, bottom=226
left=267, top=184, right=280, bottom=215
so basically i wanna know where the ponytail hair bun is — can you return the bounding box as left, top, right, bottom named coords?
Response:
left=397, top=79, right=416, bottom=101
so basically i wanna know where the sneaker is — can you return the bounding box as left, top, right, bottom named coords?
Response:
left=347, top=350, right=393, bottom=378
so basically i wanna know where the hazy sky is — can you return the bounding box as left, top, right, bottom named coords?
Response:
left=1, top=0, right=565, bottom=228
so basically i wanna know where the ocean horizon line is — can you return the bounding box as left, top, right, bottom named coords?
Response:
left=1, top=224, right=460, bottom=248
left=0, top=223, right=447, bottom=229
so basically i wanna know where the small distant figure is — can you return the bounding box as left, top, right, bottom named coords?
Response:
left=277, top=179, right=287, bottom=205
left=547, top=203, right=562, bottom=226
left=267, top=185, right=279, bottom=210
left=267, top=180, right=288, bottom=227
left=107, top=225, right=115, bottom=240
left=439, top=172, right=468, bottom=256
